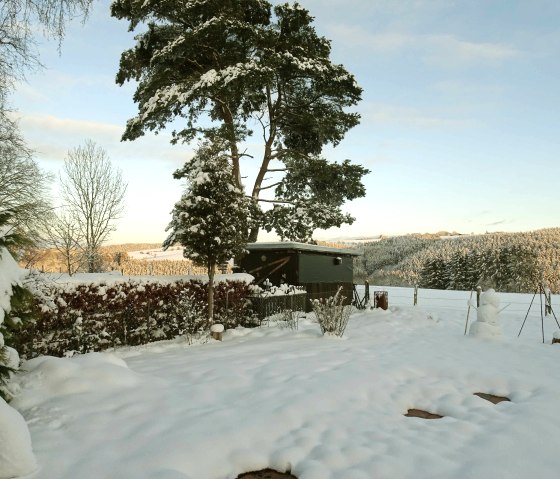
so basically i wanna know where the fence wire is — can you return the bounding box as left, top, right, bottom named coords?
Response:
left=353, top=284, right=560, bottom=314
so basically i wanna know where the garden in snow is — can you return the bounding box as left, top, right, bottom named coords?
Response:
left=3, top=276, right=560, bottom=479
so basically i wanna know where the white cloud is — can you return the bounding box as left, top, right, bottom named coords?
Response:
left=427, top=35, right=518, bottom=64
left=328, top=25, right=518, bottom=66
left=20, top=113, right=123, bottom=139
left=361, top=103, right=473, bottom=128
left=15, top=113, right=189, bottom=166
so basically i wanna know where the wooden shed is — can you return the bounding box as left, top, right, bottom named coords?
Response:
left=236, top=242, right=362, bottom=311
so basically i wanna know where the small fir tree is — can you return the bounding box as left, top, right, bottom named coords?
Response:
left=163, top=141, right=255, bottom=322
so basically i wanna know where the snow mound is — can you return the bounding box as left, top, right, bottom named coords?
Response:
left=12, top=353, right=140, bottom=409
left=210, top=324, right=225, bottom=333
left=0, top=398, right=37, bottom=479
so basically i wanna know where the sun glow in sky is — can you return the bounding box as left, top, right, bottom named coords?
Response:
left=11, top=0, right=560, bottom=244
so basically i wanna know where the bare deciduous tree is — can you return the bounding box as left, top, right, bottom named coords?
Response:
left=0, top=0, right=92, bottom=85
left=0, top=0, right=93, bottom=192
left=1, top=0, right=93, bottom=152
left=1, top=0, right=91, bottom=249
left=0, top=142, right=52, bottom=235
left=61, top=140, right=127, bottom=273
left=44, top=208, right=84, bottom=275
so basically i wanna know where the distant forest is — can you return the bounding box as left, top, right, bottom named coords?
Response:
left=353, top=229, right=560, bottom=293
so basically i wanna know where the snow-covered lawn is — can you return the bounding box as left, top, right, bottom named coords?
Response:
left=10, top=288, right=560, bottom=479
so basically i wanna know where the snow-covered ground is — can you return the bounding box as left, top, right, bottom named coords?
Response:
left=9, top=287, right=560, bottom=479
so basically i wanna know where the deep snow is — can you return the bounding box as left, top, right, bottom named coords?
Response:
left=7, top=286, right=560, bottom=479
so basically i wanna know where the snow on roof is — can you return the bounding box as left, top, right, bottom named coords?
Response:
left=246, top=242, right=362, bottom=256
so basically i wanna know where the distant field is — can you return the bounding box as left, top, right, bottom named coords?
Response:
left=127, top=245, right=186, bottom=261
left=22, top=243, right=209, bottom=276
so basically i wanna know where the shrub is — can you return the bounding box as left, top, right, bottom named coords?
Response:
left=311, top=287, right=353, bottom=337
left=172, top=290, right=209, bottom=344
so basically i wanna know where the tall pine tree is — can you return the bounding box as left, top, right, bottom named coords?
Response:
left=112, top=0, right=368, bottom=242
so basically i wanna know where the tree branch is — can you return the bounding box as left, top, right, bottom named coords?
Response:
left=255, top=181, right=282, bottom=192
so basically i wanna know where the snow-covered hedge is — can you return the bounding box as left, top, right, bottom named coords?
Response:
left=12, top=278, right=256, bottom=359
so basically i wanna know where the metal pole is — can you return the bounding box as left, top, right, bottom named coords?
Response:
left=476, top=286, right=482, bottom=308
left=545, top=288, right=552, bottom=316
left=518, top=290, right=538, bottom=337
left=464, top=289, right=474, bottom=335
left=539, top=284, right=545, bottom=343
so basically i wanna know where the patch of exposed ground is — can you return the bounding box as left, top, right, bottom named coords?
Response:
left=236, top=468, right=298, bottom=479
left=404, top=408, right=443, bottom=419
left=474, top=392, right=511, bottom=404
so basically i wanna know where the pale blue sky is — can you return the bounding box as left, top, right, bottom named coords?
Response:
left=12, top=0, right=560, bottom=243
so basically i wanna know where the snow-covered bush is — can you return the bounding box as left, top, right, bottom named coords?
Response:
left=279, top=308, right=303, bottom=331
left=1, top=244, right=28, bottom=399
left=0, top=216, right=38, bottom=476
left=12, top=278, right=255, bottom=359
left=311, top=287, right=353, bottom=337
left=172, top=290, right=209, bottom=344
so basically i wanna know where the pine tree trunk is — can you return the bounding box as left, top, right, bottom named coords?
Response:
left=207, top=261, right=215, bottom=323
left=248, top=227, right=259, bottom=243
left=247, top=86, right=280, bottom=244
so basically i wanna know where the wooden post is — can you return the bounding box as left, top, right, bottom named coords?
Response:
left=544, top=287, right=552, bottom=316
left=476, top=286, right=482, bottom=307
left=210, top=324, right=224, bottom=341
left=413, top=284, right=418, bottom=306
left=365, top=280, right=370, bottom=305
left=374, top=291, right=388, bottom=310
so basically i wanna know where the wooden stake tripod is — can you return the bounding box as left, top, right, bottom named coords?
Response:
left=518, top=283, right=560, bottom=343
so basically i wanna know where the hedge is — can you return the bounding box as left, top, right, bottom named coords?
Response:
left=11, top=278, right=257, bottom=359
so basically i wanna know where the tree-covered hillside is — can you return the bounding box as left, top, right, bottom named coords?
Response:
left=354, top=229, right=560, bottom=293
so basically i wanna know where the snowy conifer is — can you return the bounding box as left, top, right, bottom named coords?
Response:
left=163, top=140, right=255, bottom=321
left=0, top=210, right=28, bottom=399
left=112, top=0, right=367, bottom=242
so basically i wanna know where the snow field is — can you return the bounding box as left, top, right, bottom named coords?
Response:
left=9, top=290, right=560, bottom=479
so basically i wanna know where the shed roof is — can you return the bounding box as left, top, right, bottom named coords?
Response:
left=246, top=242, right=362, bottom=256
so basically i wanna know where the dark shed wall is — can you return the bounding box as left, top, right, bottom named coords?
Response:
left=238, top=251, right=299, bottom=285
left=298, top=253, right=354, bottom=283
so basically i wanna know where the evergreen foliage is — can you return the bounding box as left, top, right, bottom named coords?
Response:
left=163, top=140, right=255, bottom=320
left=0, top=209, right=31, bottom=400
left=355, top=230, right=557, bottom=293
left=112, top=0, right=368, bottom=242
